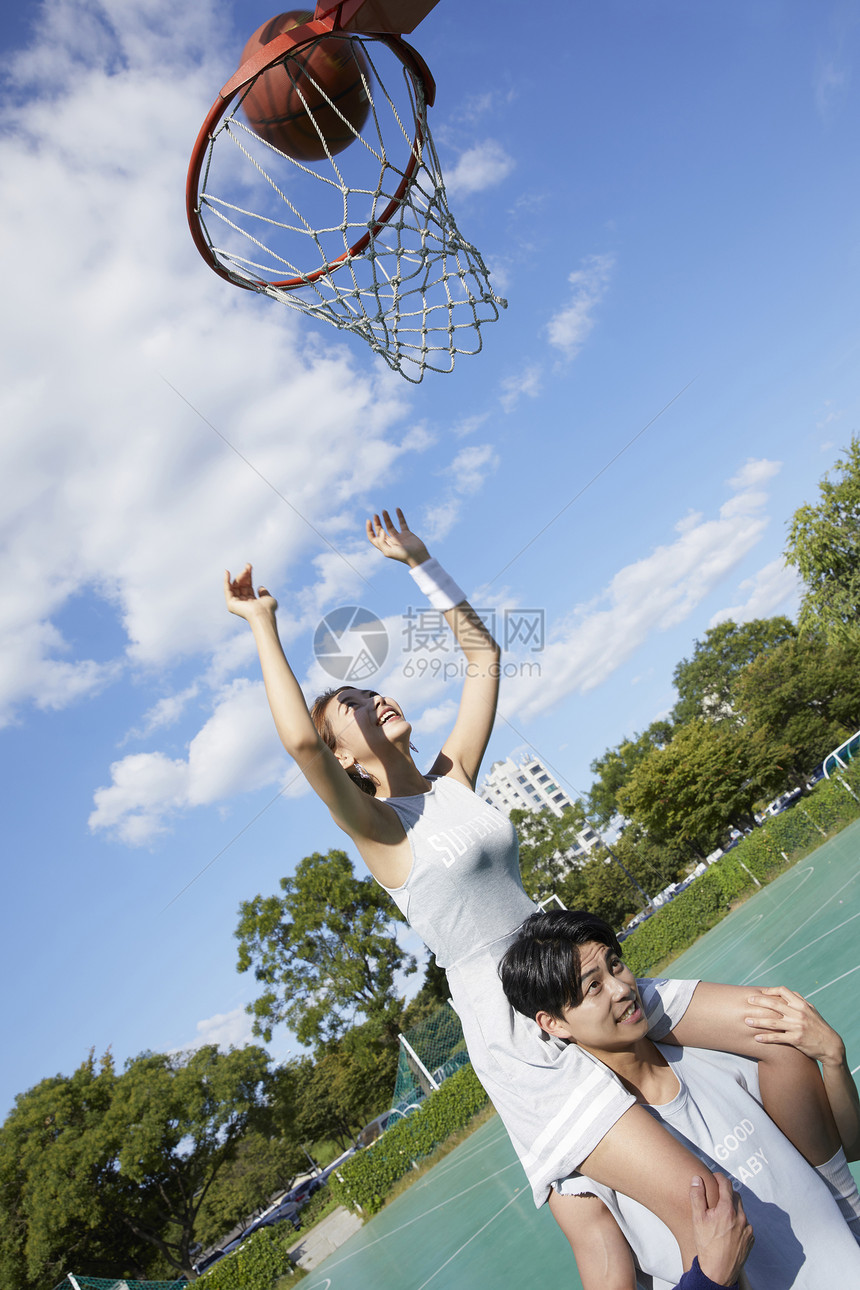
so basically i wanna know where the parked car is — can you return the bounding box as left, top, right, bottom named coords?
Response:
left=246, top=1197, right=302, bottom=1234
left=192, top=1249, right=226, bottom=1275
left=768, top=787, right=802, bottom=816
left=357, top=1110, right=393, bottom=1147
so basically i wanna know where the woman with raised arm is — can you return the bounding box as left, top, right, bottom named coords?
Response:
left=225, top=508, right=853, bottom=1285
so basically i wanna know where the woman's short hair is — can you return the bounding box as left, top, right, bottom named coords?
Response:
left=309, top=687, right=378, bottom=796
left=499, top=909, right=622, bottom=1020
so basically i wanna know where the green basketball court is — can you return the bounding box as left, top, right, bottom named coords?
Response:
left=302, top=821, right=860, bottom=1290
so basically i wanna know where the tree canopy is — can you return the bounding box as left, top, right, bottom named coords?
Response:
left=785, top=435, right=860, bottom=642
left=734, top=635, right=860, bottom=783
left=587, top=721, right=674, bottom=825
left=671, top=617, right=797, bottom=726
left=0, top=1045, right=272, bottom=1288
left=235, top=849, right=415, bottom=1050
left=618, top=719, right=765, bottom=858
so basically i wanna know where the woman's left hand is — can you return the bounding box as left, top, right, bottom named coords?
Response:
left=745, top=985, right=845, bottom=1067
left=366, top=507, right=430, bottom=567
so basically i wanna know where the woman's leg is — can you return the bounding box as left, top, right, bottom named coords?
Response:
left=665, top=981, right=840, bottom=1165
left=575, top=1103, right=720, bottom=1269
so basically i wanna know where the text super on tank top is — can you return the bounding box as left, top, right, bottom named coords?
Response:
left=379, top=775, right=534, bottom=969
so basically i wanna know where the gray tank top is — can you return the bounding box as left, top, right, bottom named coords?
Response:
left=380, top=774, right=535, bottom=968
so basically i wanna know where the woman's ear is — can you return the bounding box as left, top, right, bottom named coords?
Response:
left=335, top=748, right=357, bottom=772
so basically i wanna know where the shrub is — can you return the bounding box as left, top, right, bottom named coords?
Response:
left=199, top=1221, right=299, bottom=1290
left=622, top=766, right=860, bottom=977
left=328, top=1065, right=488, bottom=1215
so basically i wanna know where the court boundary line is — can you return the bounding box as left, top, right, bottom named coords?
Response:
left=302, top=1155, right=522, bottom=1288
left=739, top=864, right=860, bottom=983
left=414, top=1189, right=525, bottom=1290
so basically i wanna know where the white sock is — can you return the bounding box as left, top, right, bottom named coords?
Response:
left=816, top=1147, right=860, bottom=1238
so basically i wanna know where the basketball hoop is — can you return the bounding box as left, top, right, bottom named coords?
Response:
left=186, top=14, right=506, bottom=383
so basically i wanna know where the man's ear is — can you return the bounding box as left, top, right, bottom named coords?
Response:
left=536, top=1010, right=576, bottom=1042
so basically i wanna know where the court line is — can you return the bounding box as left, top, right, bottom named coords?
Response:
left=414, top=1189, right=525, bottom=1290
left=739, top=866, right=860, bottom=983
left=806, top=963, right=860, bottom=999
left=740, top=907, right=860, bottom=985
left=301, top=1158, right=522, bottom=1287
left=409, top=1124, right=508, bottom=1191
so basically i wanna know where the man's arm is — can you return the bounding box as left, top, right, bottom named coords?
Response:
left=549, top=1191, right=638, bottom=1290
left=550, top=1174, right=751, bottom=1290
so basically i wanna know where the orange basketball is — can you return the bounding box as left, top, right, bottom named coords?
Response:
left=239, top=11, right=371, bottom=162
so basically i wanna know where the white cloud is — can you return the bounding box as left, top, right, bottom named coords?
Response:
left=709, top=558, right=802, bottom=628
left=814, top=56, right=850, bottom=119
left=173, top=1006, right=256, bottom=1054
left=546, top=254, right=614, bottom=360
left=0, top=0, right=425, bottom=729
left=728, top=458, right=781, bottom=490
left=499, top=460, right=782, bottom=720
left=89, top=679, right=289, bottom=843
left=125, top=685, right=201, bottom=741
left=500, top=363, right=542, bottom=412
left=421, top=444, right=500, bottom=542
left=445, top=140, right=515, bottom=197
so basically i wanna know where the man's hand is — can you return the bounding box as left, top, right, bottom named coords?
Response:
left=690, top=1172, right=753, bottom=1286
left=745, top=985, right=845, bottom=1067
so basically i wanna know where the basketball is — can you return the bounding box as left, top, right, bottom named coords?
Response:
left=239, top=11, right=371, bottom=162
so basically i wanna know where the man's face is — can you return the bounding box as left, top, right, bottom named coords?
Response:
left=536, top=941, right=649, bottom=1056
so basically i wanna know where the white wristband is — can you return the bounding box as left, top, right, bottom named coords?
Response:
left=409, top=557, right=466, bottom=612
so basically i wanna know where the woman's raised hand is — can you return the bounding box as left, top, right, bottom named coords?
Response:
left=366, top=507, right=429, bottom=567
left=745, top=985, right=846, bottom=1067
left=224, top=564, right=278, bottom=620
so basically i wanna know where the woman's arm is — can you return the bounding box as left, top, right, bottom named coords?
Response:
left=224, top=565, right=386, bottom=842
left=367, top=509, right=500, bottom=789
left=746, top=985, right=860, bottom=1161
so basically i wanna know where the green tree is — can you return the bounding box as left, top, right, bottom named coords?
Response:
left=578, top=853, right=636, bottom=928
left=618, top=720, right=764, bottom=858
left=235, top=849, right=416, bottom=1050
left=785, top=436, right=860, bottom=641
left=734, top=635, right=860, bottom=786
left=587, top=721, right=674, bottom=826
left=671, top=617, right=797, bottom=726
left=0, top=1045, right=272, bottom=1288
left=401, top=956, right=450, bottom=1029
left=611, top=822, right=690, bottom=897
left=512, top=803, right=590, bottom=904
left=0, top=1052, right=145, bottom=1290
left=194, top=1130, right=305, bottom=1251
left=290, top=1025, right=400, bottom=1153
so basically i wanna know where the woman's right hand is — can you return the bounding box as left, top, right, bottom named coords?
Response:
left=366, top=508, right=430, bottom=567
left=224, top=564, right=278, bottom=621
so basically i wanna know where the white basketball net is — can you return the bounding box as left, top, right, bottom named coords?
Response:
left=193, top=35, right=506, bottom=383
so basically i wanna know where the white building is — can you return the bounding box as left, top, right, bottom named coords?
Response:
left=479, top=755, right=601, bottom=860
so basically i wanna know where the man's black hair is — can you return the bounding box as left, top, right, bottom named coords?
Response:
left=499, top=909, right=622, bottom=1021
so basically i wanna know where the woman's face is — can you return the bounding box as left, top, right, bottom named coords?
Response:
left=325, top=688, right=410, bottom=763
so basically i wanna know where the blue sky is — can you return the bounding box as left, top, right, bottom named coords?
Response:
left=1, top=0, right=858, bottom=1117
